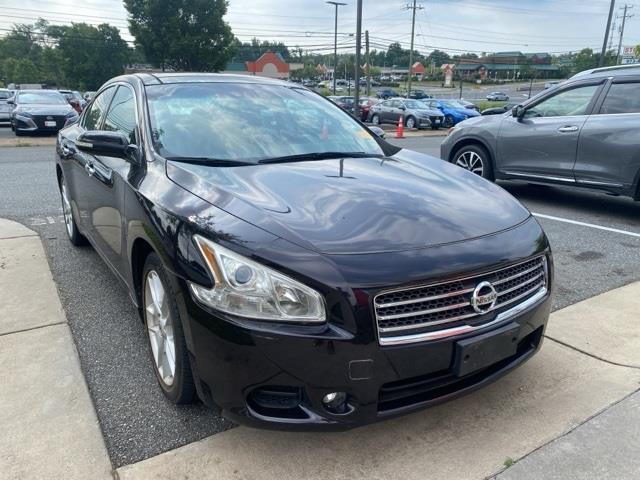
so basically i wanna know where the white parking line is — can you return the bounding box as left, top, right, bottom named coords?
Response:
left=533, top=213, right=640, bottom=239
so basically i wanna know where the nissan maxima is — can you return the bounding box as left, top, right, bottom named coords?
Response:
left=56, top=73, right=553, bottom=430
left=10, top=89, right=78, bottom=135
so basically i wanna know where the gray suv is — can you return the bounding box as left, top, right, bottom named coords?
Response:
left=441, top=65, right=640, bottom=201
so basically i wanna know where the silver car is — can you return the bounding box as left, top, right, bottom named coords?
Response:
left=369, top=98, right=445, bottom=129
left=0, top=88, right=13, bottom=122
left=441, top=65, right=640, bottom=200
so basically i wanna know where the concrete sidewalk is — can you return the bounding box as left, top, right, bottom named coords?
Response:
left=0, top=219, right=112, bottom=479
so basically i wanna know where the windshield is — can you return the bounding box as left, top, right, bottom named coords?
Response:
left=403, top=100, right=426, bottom=109
left=17, top=91, right=67, bottom=105
left=440, top=101, right=461, bottom=109
left=146, top=82, right=384, bottom=163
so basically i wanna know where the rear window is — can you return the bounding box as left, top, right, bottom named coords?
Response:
left=0, top=91, right=11, bottom=100
left=599, top=82, right=640, bottom=114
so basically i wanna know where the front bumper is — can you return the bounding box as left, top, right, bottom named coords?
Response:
left=180, top=264, right=551, bottom=431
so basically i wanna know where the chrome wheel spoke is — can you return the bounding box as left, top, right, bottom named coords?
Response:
left=144, top=270, right=176, bottom=386
left=456, top=151, right=483, bottom=176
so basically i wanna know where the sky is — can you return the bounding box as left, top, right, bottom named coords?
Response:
left=0, top=0, right=639, bottom=58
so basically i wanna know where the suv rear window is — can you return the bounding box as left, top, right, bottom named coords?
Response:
left=599, top=82, right=640, bottom=114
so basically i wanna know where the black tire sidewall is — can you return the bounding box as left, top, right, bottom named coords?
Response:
left=444, top=115, right=454, bottom=128
left=453, top=145, right=495, bottom=181
left=142, top=252, right=196, bottom=404
left=60, top=177, right=87, bottom=246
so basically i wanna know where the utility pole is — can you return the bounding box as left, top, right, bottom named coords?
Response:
left=600, top=0, right=616, bottom=66
left=327, top=1, right=347, bottom=95
left=354, top=0, right=363, bottom=119
left=365, top=30, right=371, bottom=96
left=617, top=5, right=634, bottom=64
left=608, top=14, right=618, bottom=52
left=405, top=1, right=423, bottom=97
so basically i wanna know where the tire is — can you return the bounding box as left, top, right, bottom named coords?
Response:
left=444, top=115, right=455, bottom=128
left=14, top=129, right=23, bottom=137
left=142, top=252, right=196, bottom=404
left=431, top=124, right=440, bottom=130
left=60, top=176, right=88, bottom=246
left=405, top=116, right=416, bottom=129
left=452, top=144, right=494, bottom=180
left=371, top=114, right=381, bottom=125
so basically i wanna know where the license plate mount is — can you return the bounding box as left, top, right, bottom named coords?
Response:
left=45, top=120, right=56, bottom=127
left=453, top=322, right=520, bottom=377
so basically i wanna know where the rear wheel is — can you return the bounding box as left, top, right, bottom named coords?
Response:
left=142, top=253, right=196, bottom=404
left=452, top=144, right=494, bottom=180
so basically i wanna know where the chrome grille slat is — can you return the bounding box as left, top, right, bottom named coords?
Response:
left=496, top=272, right=544, bottom=296
left=493, top=263, right=544, bottom=286
left=374, top=255, right=548, bottom=343
left=377, top=300, right=471, bottom=321
left=375, top=287, right=475, bottom=308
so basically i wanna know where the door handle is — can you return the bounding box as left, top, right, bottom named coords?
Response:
left=85, top=162, right=95, bottom=176
left=558, top=126, right=579, bottom=133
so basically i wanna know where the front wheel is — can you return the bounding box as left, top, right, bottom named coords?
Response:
left=452, top=145, right=494, bottom=180
left=444, top=115, right=455, bottom=128
left=143, top=253, right=196, bottom=404
left=60, top=176, right=87, bottom=246
left=405, top=116, right=416, bottom=129
left=371, top=114, right=381, bottom=125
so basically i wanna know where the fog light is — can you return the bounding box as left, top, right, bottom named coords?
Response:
left=322, top=391, right=348, bottom=413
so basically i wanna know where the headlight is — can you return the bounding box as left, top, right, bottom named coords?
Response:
left=189, top=235, right=326, bottom=323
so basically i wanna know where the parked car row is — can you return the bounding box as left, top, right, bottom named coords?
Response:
left=6, top=90, right=80, bottom=136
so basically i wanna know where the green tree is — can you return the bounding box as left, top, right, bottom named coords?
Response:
left=125, top=0, right=235, bottom=71
left=13, top=59, right=39, bottom=83
left=47, top=23, right=130, bottom=90
left=635, top=45, right=640, bottom=57
left=1, top=58, right=20, bottom=84
left=426, top=49, right=450, bottom=67
left=290, top=63, right=320, bottom=80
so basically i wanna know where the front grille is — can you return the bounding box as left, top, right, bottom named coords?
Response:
left=33, top=115, right=66, bottom=129
left=374, top=255, right=547, bottom=343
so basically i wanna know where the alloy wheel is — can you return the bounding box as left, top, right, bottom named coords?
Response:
left=372, top=114, right=380, bottom=125
left=406, top=117, right=416, bottom=129
left=61, top=180, right=74, bottom=238
left=145, top=270, right=176, bottom=387
left=455, top=150, right=484, bottom=176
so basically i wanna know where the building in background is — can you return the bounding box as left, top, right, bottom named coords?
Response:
left=455, top=51, right=560, bottom=80
left=410, top=62, right=425, bottom=80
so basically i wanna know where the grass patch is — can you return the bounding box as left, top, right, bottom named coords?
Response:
left=476, top=100, right=508, bottom=111
left=503, top=457, right=515, bottom=468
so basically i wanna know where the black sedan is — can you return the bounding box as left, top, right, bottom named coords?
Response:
left=10, top=90, right=78, bottom=136
left=56, top=73, right=552, bottom=430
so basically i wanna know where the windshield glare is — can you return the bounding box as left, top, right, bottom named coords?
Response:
left=146, top=83, right=383, bottom=163
left=18, top=92, right=67, bottom=105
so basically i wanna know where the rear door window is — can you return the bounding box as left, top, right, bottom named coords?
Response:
left=599, top=82, right=640, bottom=114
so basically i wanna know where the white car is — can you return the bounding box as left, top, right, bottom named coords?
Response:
left=0, top=88, right=13, bottom=122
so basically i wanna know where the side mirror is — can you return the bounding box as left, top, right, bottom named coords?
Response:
left=76, top=131, right=131, bottom=158
left=369, top=126, right=386, bottom=139
left=512, top=105, right=525, bottom=120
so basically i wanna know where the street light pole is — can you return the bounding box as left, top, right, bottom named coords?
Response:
left=327, top=1, right=347, bottom=95
left=405, top=1, right=423, bottom=97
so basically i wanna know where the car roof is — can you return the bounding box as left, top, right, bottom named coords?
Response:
left=106, top=72, right=300, bottom=87
left=18, top=89, right=61, bottom=94
left=571, top=64, right=640, bottom=79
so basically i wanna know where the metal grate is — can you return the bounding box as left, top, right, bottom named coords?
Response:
left=374, top=256, right=547, bottom=343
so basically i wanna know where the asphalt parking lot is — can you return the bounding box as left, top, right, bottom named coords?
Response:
left=1, top=125, right=639, bottom=468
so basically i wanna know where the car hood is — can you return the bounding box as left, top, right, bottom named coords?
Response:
left=167, top=150, right=530, bottom=255
left=15, top=104, right=74, bottom=115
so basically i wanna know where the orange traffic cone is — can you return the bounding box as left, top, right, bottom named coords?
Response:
left=395, top=115, right=405, bottom=139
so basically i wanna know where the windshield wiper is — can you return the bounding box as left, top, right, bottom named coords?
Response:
left=258, top=151, right=383, bottom=165
left=165, top=156, right=255, bottom=167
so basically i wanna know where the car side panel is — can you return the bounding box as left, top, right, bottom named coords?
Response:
left=573, top=112, right=640, bottom=191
